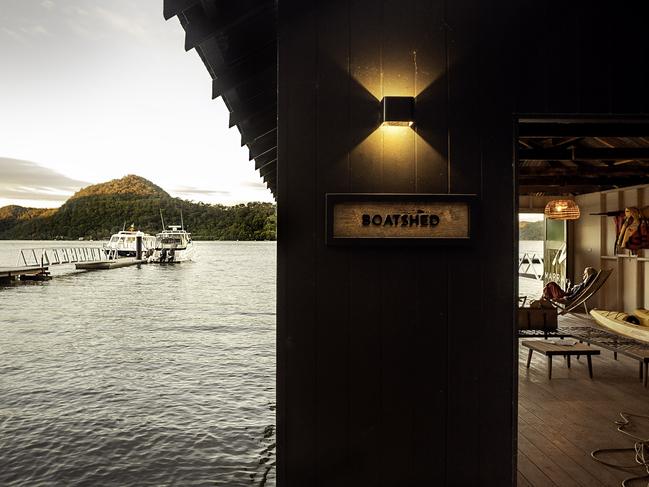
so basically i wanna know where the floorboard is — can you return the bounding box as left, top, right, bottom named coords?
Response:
left=517, top=313, right=649, bottom=486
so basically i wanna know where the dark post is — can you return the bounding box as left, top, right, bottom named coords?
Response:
left=136, top=235, right=142, bottom=260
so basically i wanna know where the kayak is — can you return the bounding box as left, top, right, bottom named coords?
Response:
left=590, top=309, right=649, bottom=343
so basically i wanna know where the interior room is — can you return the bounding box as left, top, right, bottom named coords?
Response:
left=516, top=117, right=649, bottom=486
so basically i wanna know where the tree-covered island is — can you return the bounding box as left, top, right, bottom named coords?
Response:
left=0, top=175, right=276, bottom=241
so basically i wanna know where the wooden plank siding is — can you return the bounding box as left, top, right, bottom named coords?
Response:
left=314, top=2, right=352, bottom=485
left=277, top=1, right=649, bottom=485
left=347, top=2, right=384, bottom=485
left=277, top=2, right=318, bottom=484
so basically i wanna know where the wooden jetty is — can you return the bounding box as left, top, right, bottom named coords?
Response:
left=75, top=258, right=146, bottom=270
left=0, top=266, right=50, bottom=282
left=8, top=245, right=149, bottom=272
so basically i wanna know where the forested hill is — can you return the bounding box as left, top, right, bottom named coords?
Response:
left=0, top=175, right=276, bottom=241
left=519, top=220, right=544, bottom=240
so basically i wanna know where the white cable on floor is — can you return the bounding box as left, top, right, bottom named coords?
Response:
left=591, top=412, right=649, bottom=486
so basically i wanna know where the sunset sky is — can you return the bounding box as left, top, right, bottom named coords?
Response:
left=0, top=0, right=274, bottom=208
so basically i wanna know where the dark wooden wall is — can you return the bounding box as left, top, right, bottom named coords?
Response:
left=277, top=1, right=648, bottom=485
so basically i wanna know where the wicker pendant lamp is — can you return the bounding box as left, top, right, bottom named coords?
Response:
left=544, top=199, right=580, bottom=220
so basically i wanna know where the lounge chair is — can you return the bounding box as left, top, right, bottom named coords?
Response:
left=548, top=268, right=613, bottom=315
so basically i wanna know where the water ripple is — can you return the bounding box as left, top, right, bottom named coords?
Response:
left=0, top=241, right=276, bottom=486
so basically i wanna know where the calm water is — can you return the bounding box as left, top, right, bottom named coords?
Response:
left=0, top=241, right=276, bottom=486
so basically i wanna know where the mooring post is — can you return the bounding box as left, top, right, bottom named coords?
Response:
left=136, top=235, right=142, bottom=260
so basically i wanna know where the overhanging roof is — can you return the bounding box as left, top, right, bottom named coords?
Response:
left=164, top=0, right=277, bottom=197
left=163, top=4, right=649, bottom=201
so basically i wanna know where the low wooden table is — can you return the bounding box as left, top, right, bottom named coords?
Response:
left=522, top=340, right=601, bottom=379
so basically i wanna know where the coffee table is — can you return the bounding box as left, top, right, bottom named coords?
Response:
left=522, top=340, right=601, bottom=379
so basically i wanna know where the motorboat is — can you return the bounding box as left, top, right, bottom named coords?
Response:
left=590, top=308, right=649, bottom=343
left=103, top=227, right=156, bottom=258
left=151, top=225, right=195, bottom=263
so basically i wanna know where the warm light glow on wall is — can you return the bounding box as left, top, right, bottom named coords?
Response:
left=350, top=120, right=442, bottom=175
left=379, top=124, right=413, bottom=135
left=348, top=49, right=442, bottom=100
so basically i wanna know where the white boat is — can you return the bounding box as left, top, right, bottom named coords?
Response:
left=590, top=309, right=649, bottom=343
left=151, top=225, right=195, bottom=263
left=103, top=228, right=156, bottom=258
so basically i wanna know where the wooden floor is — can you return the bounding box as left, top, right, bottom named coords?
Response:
left=518, top=313, right=649, bottom=486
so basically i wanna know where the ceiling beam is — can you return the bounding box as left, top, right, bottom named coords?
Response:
left=519, top=176, right=648, bottom=187
left=519, top=185, right=615, bottom=195
left=519, top=147, right=649, bottom=161
left=520, top=166, right=649, bottom=177
left=552, top=137, right=584, bottom=148
left=519, top=122, right=649, bottom=138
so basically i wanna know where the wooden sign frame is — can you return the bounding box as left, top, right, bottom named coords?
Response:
left=326, top=193, right=477, bottom=246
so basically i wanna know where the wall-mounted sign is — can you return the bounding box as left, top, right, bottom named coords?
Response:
left=326, top=193, right=476, bottom=246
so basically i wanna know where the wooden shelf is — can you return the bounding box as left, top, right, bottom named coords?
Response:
left=601, top=255, right=647, bottom=260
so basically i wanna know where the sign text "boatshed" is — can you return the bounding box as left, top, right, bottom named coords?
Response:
left=361, top=213, right=441, bottom=227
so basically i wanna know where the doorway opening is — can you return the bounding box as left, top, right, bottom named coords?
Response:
left=515, top=116, right=649, bottom=486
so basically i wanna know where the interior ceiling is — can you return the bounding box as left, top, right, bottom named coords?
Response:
left=518, top=118, right=649, bottom=196
left=164, top=0, right=277, bottom=196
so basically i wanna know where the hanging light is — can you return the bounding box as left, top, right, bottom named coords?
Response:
left=544, top=199, right=580, bottom=220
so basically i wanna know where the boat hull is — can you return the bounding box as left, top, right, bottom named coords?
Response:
left=590, top=309, right=649, bottom=343
left=103, top=233, right=156, bottom=258
left=150, top=225, right=194, bottom=263
left=150, top=244, right=195, bottom=263
left=105, top=249, right=148, bottom=258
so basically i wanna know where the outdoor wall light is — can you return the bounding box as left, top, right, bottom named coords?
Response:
left=381, top=96, right=415, bottom=127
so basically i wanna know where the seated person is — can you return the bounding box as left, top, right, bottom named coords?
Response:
left=543, top=267, right=597, bottom=303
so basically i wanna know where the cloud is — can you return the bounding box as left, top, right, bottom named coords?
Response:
left=19, top=24, right=49, bottom=36
left=0, top=187, right=72, bottom=202
left=1, top=27, right=26, bottom=43
left=171, top=186, right=231, bottom=197
left=241, top=180, right=269, bottom=190
left=40, top=0, right=55, bottom=9
left=0, top=157, right=88, bottom=205
left=93, top=6, right=148, bottom=42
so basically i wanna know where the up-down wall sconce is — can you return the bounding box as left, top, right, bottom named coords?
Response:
left=381, top=96, right=415, bottom=127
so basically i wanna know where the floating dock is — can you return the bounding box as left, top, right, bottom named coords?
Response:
left=75, top=258, right=146, bottom=270
left=0, top=266, right=50, bottom=283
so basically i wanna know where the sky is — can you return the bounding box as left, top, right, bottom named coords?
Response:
left=519, top=213, right=544, bottom=223
left=0, top=0, right=274, bottom=208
